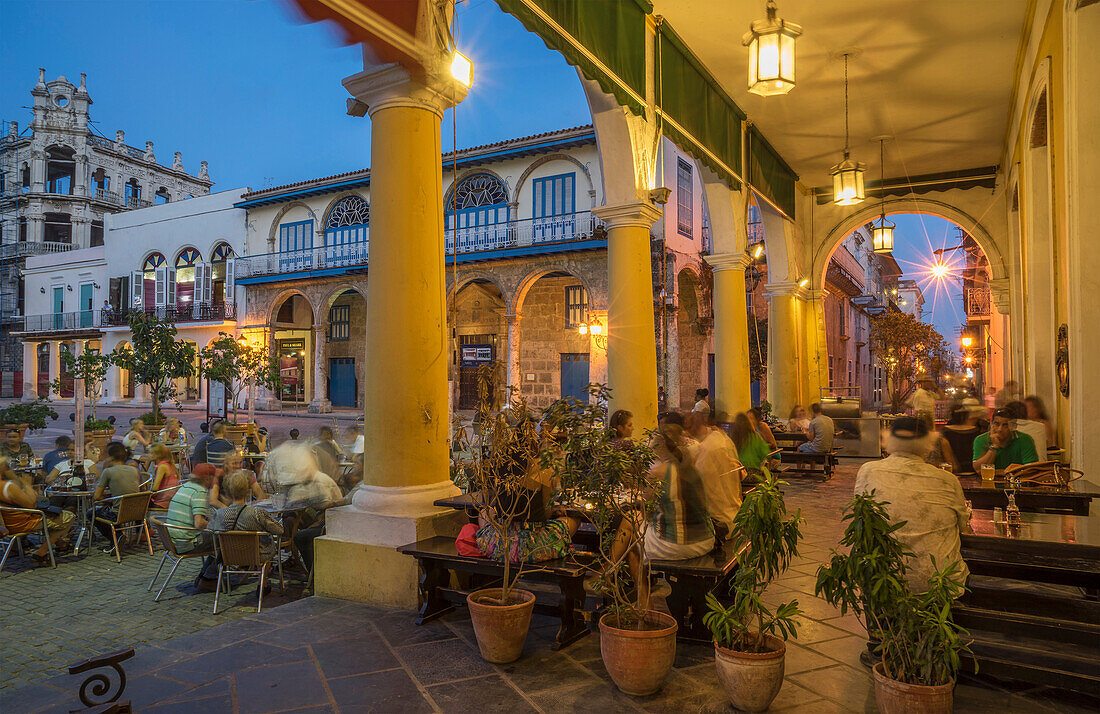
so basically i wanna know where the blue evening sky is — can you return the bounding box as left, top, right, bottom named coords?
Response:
left=2, top=0, right=966, bottom=340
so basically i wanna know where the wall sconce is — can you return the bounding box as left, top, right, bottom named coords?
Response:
left=93, top=282, right=101, bottom=289
left=578, top=318, right=607, bottom=349
left=40, top=287, right=45, bottom=294
left=66, top=285, right=73, bottom=292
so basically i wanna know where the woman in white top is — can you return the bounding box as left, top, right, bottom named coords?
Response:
left=787, top=405, right=810, bottom=434
left=692, top=388, right=711, bottom=413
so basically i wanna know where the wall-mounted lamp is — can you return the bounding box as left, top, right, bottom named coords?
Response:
left=93, top=283, right=101, bottom=289
left=66, top=284, right=73, bottom=292
left=578, top=317, right=607, bottom=349
left=450, top=51, right=473, bottom=88
left=751, top=244, right=764, bottom=259
left=798, top=278, right=809, bottom=289
left=40, top=287, right=45, bottom=294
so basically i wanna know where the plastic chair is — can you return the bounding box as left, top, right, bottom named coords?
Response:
left=146, top=517, right=207, bottom=601
left=94, top=492, right=154, bottom=562
left=212, top=530, right=285, bottom=614
left=0, top=506, right=56, bottom=571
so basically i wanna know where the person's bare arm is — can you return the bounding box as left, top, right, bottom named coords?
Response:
left=151, top=464, right=166, bottom=492
left=2, top=479, right=37, bottom=508
left=972, top=433, right=1000, bottom=471
left=193, top=513, right=209, bottom=529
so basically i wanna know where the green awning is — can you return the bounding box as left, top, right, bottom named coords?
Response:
left=494, top=0, right=649, bottom=116
left=656, top=23, right=744, bottom=187
left=747, top=125, right=798, bottom=219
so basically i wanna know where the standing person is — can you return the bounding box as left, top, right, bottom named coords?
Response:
left=608, top=409, right=634, bottom=445
left=731, top=412, right=773, bottom=484
left=692, top=388, right=711, bottom=413
left=165, top=464, right=218, bottom=591
left=747, top=407, right=779, bottom=451
left=0, top=457, right=74, bottom=562
left=645, top=424, right=714, bottom=561
left=149, top=444, right=181, bottom=509
left=855, top=417, right=969, bottom=592
left=973, top=408, right=1039, bottom=472
left=1024, top=395, right=1056, bottom=451
left=787, top=405, right=810, bottom=434
left=994, top=380, right=1021, bottom=409
left=122, top=419, right=152, bottom=460
left=91, top=442, right=143, bottom=553
left=797, top=403, right=835, bottom=454
left=684, top=411, right=742, bottom=533
left=1008, top=400, right=1047, bottom=458
left=312, top=426, right=342, bottom=479
left=907, top=379, right=937, bottom=429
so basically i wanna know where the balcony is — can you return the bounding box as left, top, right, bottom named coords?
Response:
left=965, top=287, right=991, bottom=317
left=0, top=241, right=74, bottom=259
left=237, top=211, right=605, bottom=281
left=93, top=187, right=123, bottom=205
left=125, top=195, right=151, bottom=209
left=18, top=303, right=236, bottom=334
left=20, top=310, right=105, bottom=333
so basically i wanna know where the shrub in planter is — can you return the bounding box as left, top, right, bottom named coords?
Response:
left=0, top=398, right=58, bottom=432
left=815, top=493, right=972, bottom=714
left=703, top=473, right=803, bottom=712
left=539, top=386, right=671, bottom=696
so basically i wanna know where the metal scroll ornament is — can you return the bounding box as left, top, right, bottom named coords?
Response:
left=1056, top=324, right=1069, bottom=398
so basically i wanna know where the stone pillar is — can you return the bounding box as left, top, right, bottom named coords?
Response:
left=21, top=341, right=37, bottom=400
left=802, top=289, right=829, bottom=405
left=705, top=253, right=752, bottom=416
left=307, top=325, right=332, bottom=413
left=103, top=361, right=121, bottom=403
left=28, top=214, right=45, bottom=243
left=31, top=154, right=46, bottom=193
left=47, top=341, right=62, bottom=400
left=588, top=309, right=609, bottom=392
left=592, top=201, right=662, bottom=430
left=765, top=283, right=801, bottom=419
left=318, top=63, right=468, bottom=607
left=664, top=301, right=680, bottom=411
left=71, top=216, right=90, bottom=249
left=504, top=313, right=521, bottom=401
left=74, top=155, right=88, bottom=197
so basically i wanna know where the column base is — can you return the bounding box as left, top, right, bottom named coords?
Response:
left=307, top=398, right=333, bottom=414
left=316, top=479, right=464, bottom=608
left=22, top=393, right=39, bottom=403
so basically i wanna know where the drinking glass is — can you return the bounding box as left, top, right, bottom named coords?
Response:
left=980, top=464, right=995, bottom=483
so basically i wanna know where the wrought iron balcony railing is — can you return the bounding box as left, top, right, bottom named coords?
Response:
left=19, top=303, right=236, bottom=333
left=965, top=287, right=991, bottom=317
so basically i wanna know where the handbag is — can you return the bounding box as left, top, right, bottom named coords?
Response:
left=1004, top=460, right=1082, bottom=487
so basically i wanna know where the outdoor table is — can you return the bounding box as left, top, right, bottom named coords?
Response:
left=44, top=487, right=96, bottom=554
left=252, top=495, right=311, bottom=567
left=959, top=476, right=1099, bottom=516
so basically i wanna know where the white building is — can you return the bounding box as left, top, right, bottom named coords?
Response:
left=18, top=188, right=247, bottom=405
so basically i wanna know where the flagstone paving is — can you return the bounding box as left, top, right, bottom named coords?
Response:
left=2, top=464, right=1097, bottom=712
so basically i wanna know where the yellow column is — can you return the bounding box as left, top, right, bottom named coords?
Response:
left=47, top=341, right=62, bottom=400
left=705, top=253, right=752, bottom=415
left=317, top=63, right=468, bottom=608
left=593, top=202, right=662, bottom=430
left=802, top=289, right=829, bottom=405
left=765, top=283, right=801, bottom=419
left=21, top=341, right=37, bottom=401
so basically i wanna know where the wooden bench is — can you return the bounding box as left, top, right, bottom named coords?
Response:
left=397, top=536, right=591, bottom=650
left=778, top=450, right=838, bottom=480
left=650, top=543, right=742, bottom=641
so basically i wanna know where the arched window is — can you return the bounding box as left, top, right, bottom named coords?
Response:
left=175, top=248, right=200, bottom=306
left=211, top=242, right=234, bottom=262
left=324, top=195, right=369, bottom=266
left=142, top=253, right=166, bottom=273
left=211, top=242, right=235, bottom=305
left=137, top=252, right=166, bottom=310
left=445, top=174, right=510, bottom=253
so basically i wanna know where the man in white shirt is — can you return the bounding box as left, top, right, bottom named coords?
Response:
left=692, top=388, right=711, bottom=413
left=907, top=379, right=937, bottom=428
left=684, top=411, right=742, bottom=532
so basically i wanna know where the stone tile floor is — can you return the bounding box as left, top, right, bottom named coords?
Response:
left=2, top=464, right=1098, bottom=712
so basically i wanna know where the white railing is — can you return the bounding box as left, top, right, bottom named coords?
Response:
left=237, top=211, right=603, bottom=280
left=0, top=241, right=75, bottom=259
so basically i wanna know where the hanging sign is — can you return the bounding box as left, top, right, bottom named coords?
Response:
left=460, top=344, right=493, bottom=367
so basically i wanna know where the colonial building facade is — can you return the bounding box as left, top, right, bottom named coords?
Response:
left=0, top=68, right=212, bottom=390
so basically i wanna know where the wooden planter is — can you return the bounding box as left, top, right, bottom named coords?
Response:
left=0, top=424, right=29, bottom=439
left=224, top=424, right=251, bottom=447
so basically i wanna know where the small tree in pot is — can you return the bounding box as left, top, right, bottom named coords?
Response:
left=703, top=473, right=803, bottom=712
left=815, top=492, right=973, bottom=714
left=539, top=387, right=668, bottom=696
left=199, top=332, right=282, bottom=426
left=111, top=311, right=196, bottom=424
left=453, top=363, right=542, bottom=664
left=0, top=398, right=58, bottom=434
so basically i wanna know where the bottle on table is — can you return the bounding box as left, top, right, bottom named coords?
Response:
left=1006, top=492, right=1021, bottom=526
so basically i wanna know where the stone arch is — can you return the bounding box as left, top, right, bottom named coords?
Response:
left=320, top=282, right=368, bottom=311
left=675, top=266, right=709, bottom=410
left=318, top=191, right=370, bottom=229
left=511, top=153, right=596, bottom=209
left=446, top=270, right=512, bottom=310
left=813, top=197, right=1008, bottom=288
left=444, top=168, right=511, bottom=211
left=267, top=288, right=317, bottom=325
left=511, top=265, right=600, bottom=315
left=266, top=201, right=319, bottom=247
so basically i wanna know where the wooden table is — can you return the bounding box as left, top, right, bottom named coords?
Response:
left=959, top=476, right=1099, bottom=516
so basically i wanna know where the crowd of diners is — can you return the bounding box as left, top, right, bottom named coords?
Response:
left=0, top=417, right=367, bottom=593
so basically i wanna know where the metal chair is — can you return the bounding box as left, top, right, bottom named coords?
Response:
left=94, top=492, right=154, bottom=562
left=146, top=518, right=207, bottom=601
left=0, top=506, right=56, bottom=571
left=212, top=530, right=285, bottom=614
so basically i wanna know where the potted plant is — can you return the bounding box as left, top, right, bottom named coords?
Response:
left=0, top=398, right=58, bottom=435
left=453, top=364, right=539, bottom=664
left=52, top=348, right=115, bottom=448
left=702, top=473, right=803, bottom=712
left=111, top=311, right=196, bottom=425
left=199, top=332, right=282, bottom=444
left=815, top=493, right=972, bottom=714
left=540, top=386, right=671, bottom=696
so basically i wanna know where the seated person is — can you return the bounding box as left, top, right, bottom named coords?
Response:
left=0, top=428, right=35, bottom=464
left=1006, top=400, right=1047, bottom=458
left=942, top=404, right=984, bottom=476
left=41, top=435, right=74, bottom=476
left=47, top=452, right=99, bottom=487
left=259, top=441, right=320, bottom=495
left=202, top=422, right=237, bottom=469
left=148, top=444, right=181, bottom=509
left=645, top=424, right=714, bottom=562
left=91, top=442, right=142, bottom=552
left=731, top=412, right=773, bottom=484
left=855, top=417, right=969, bottom=592
left=797, top=403, right=835, bottom=454
left=122, top=419, right=152, bottom=461
left=209, top=471, right=285, bottom=587
left=684, top=411, right=742, bottom=533
left=972, top=408, right=1039, bottom=472
left=208, top=451, right=265, bottom=507
left=0, top=456, right=74, bottom=562
left=311, top=426, right=342, bottom=480
left=787, top=405, right=810, bottom=434
left=747, top=407, right=779, bottom=451
left=158, top=417, right=188, bottom=448
left=165, top=464, right=218, bottom=589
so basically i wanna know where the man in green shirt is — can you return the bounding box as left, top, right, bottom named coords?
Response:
left=973, top=408, right=1039, bottom=471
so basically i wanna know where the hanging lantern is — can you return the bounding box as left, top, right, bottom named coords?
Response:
left=871, top=214, right=894, bottom=253
left=831, top=153, right=866, bottom=205
left=743, top=0, right=802, bottom=97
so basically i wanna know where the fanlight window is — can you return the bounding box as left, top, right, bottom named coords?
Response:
left=450, top=174, right=507, bottom=210
left=212, top=242, right=234, bottom=261
left=175, top=248, right=200, bottom=267
left=326, top=196, right=370, bottom=228
left=142, top=253, right=166, bottom=273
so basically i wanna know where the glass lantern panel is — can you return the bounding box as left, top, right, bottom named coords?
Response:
left=780, top=32, right=796, bottom=83
left=747, top=36, right=759, bottom=87
left=758, top=33, right=781, bottom=81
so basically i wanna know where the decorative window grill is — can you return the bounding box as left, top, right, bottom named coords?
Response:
left=212, top=242, right=234, bottom=261
left=329, top=304, right=351, bottom=342
left=326, top=196, right=370, bottom=228
left=175, top=247, right=200, bottom=267
left=450, top=174, right=507, bottom=210
left=566, top=285, right=588, bottom=328
left=142, top=253, right=166, bottom=272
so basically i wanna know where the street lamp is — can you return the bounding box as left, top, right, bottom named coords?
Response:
left=743, top=0, right=802, bottom=97
left=871, top=138, right=894, bottom=253
left=961, top=336, right=973, bottom=348
left=831, top=53, right=865, bottom=206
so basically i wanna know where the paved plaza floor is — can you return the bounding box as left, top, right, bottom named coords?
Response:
left=2, top=465, right=1096, bottom=712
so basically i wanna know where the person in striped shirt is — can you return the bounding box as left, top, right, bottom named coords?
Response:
left=165, top=463, right=218, bottom=590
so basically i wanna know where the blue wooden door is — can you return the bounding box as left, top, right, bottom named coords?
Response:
left=708, top=353, right=715, bottom=407
left=80, top=284, right=94, bottom=327
left=560, top=353, right=590, bottom=403
left=329, top=358, right=356, bottom=407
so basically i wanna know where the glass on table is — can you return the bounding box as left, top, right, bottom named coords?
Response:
left=980, top=464, right=995, bottom=483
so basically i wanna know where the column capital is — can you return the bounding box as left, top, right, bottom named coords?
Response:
left=592, top=201, right=662, bottom=229
left=505, top=313, right=522, bottom=324
left=343, top=63, right=467, bottom=120
left=764, top=281, right=809, bottom=299
left=704, top=252, right=752, bottom=272
left=988, top=277, right=1010, bottom=314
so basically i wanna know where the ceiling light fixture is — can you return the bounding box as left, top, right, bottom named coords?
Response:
left=831, top=52, right=865, bottom=206
left=743, top=0, right=802, bottom=97
left=871, top=137, right=894, bottom=253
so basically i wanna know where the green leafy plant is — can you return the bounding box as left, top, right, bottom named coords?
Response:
left=0, top=398, right=58, bottom=431
left=136, top=411, right=169, bottom=427
left=199, top=333, right=282, bottom=424
left=815, top=492, right=973, bottom=686
left=111, top=311, right=197, bottom=424
left=703, top=473, right=803, bottom=652
left=51, top=348, right=113, bottom=421
left=84, top=418, right=113, bottom=431
left=540, top=385, right=658, bottom=627
left=868, top=311, right=953, bottom=412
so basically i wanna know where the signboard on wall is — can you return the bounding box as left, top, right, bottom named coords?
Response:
left=207, top=380, right=228, bottom=421
left=460, top=344, right=493, bottom=367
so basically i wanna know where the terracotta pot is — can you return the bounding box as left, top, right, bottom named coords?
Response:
left=599, top=610, right=678, bottom=696
left=872, top=662, right=954, bottom=714
left=1, top=424, right=28, bottom=439
left=224, top=424, right=251, bottom=447
left=466, top=588, right=535, bottom=664
left=713, top=637, right=786, bottom=713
